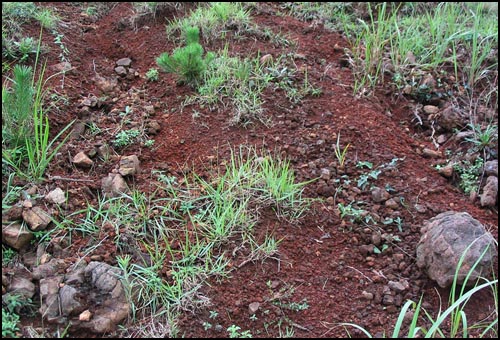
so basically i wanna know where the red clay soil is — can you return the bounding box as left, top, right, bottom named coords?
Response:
left=6, top=2, right=498, bottom=338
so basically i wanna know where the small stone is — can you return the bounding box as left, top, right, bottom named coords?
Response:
left=388, top=280, right=407, bottom=293
left=371, top=233, right=382, bottom=246
left=73, top=152, right=94, bottom=168
left=114, top=66, right=127, bottom=76
left=437, top=134, right=447, bottom=144
left=382, top=294, right=395, bottom=305
left=371, top=187, right=390, bottom=203
left=480, top=176, right=498, bottom=208
left=116, top=57, right=132, bottom=67
left=422, top=148, right=442, bottom=158
left=2, top=222, right=33, bottom=250
left=423, top=105, right=439, bottom=115
left=119, top=155, right=140, bottom=176
left=52, top=61, right=72, bottom=73
left=437, top=164, right=453, bottom=177
left=45, top=188, right=66, bottom=205
left=484, top=160, right=498, bottom=177
left=22, top=207, right=52, bottom=231
left=361, top=291, right=373, bottom=300
left=249, top=302, right=260, bottom=314
left=40, top=253, right=51, bottom=265
left=320, top=168, right=331, bottom=180
left=384, top=198, right=399, bottom=209
left=79, top=310, right=92, bottom=322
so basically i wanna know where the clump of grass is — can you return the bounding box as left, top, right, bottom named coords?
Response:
left=190, top=46, right=272, bottom=126
left=167, top=2, right=252, bottom=43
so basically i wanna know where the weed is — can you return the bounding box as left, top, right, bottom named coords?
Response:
left=2, top=246, right=17, bottom=266
left=144, top=139, right=155, bottom=148
left=145, top=67, right=159, bottom=81
left=34, top=7, right=59, bottom=29
left=113, top=129, right=141, bottom=148
left=338, top=202, right=366, bottom=224
left=193, top=47, right=271, bottom=126
left=166, top=2, right=252, bottom=44
left=334, top=133, right=350, bottom=168
left=465, top=123, right=498, bottom=153
left=453, top=158, right=484, bottom=195
left=2, top=308, right=20, bottom=337
left=227, top=324, right=253, bottom=338
left=14, top=36, right=36, bottom=63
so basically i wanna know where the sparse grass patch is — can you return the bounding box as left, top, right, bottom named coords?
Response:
left=166, top=2, right=253, bottom=44
left=57, top=145, right=311, bottom=336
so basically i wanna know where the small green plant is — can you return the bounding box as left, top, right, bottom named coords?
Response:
left=453, top=158, right=484, bottom=195
left=2, top=308, right=20, bottom=337
left=166, top=2, right=252, bottom=43
left=227, top=325, right=253, bottom=338
left=337, top=202, right=366, bottom=224
left=145, top=67, right=159, bottom=81
left=465, top=123, right=498, bottom=153
left=144, top=139, right=155, bottom=148
left=334, top=133, right=350, bottom=168
left=156, top=26, right=215, bottom=87
left=2, top=246, right=17, bottom=266
left=113, top=129, right=141, bottom=148
left=14, top=36, right=36, bottom=63
left=33, top=7, right=59, bottom=29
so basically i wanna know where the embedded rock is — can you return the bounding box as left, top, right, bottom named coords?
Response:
left=416, top=211, right=497, bottom=288
left=118, top=155, right=140, bottom=176
left=480, top=176, right=498, bottom=208
left=22, top=206, right=52, bottom=231
left=73, top=151, right=94, bottom=168
left=45, top=188, right=67, bottom=205
left=2, top=222, right=33, bottom=250
left=102, top=173, right=129, bottom=197
left=484, top=160, right=498, bottom=177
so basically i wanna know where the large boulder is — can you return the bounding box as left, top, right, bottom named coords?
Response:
left=416, top=211, right=497, bottom=288
left=38, top=260, right=130, bottom=333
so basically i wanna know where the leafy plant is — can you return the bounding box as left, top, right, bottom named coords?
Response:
left=227, top=325, right=253, bottom=338
left=453, top=157, right=484, bottom=195
left=113, top=129, right=141, bottom=148
left=145, top=67, right=159, bottom=81
left=156, top=26, right=215, bottom=87
left=465, top=123, right=498, bottom=152
left=2, top=308, right=20, bottom=337
left=2, top=246, right=17, bottom=266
